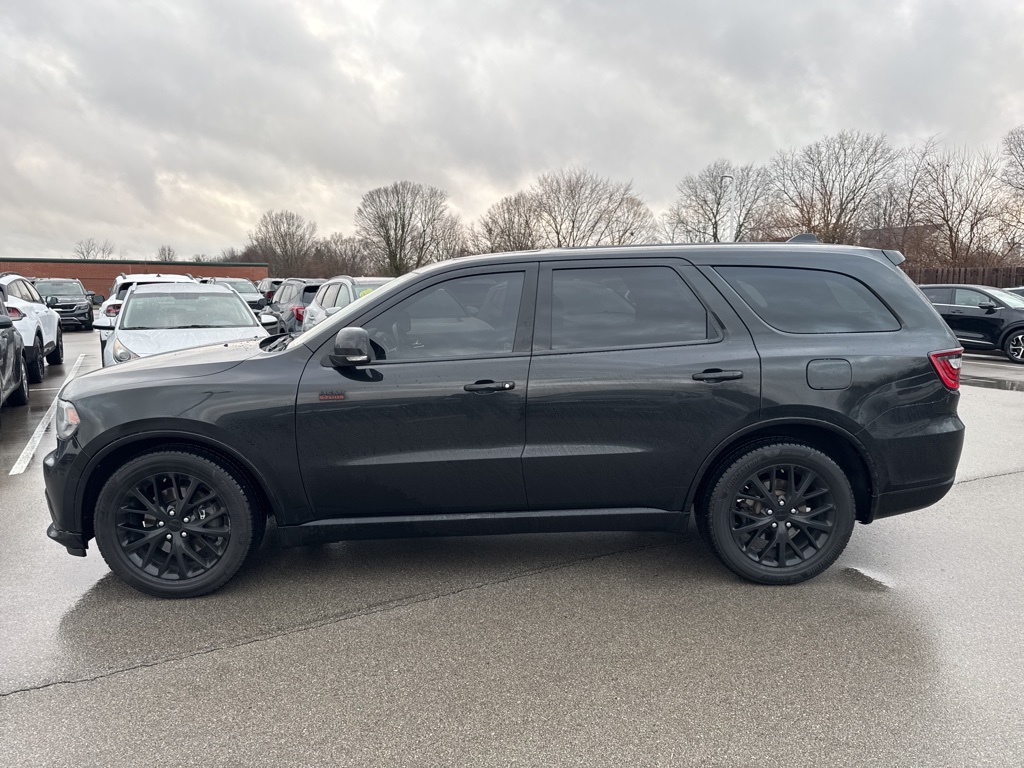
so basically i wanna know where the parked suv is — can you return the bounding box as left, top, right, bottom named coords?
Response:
left=0, top=273, right=63, bottom=383
left=920, top=284, right=1024, bottom=363
left=44, top=241, right=965, bottom=598
left=301, top=275, right=392, bottom=330
left=33, top=278, right=98, bottom=331
left=261, top=277, right=325, bottom=333
left=95, top=273, right=196, bottom=355
left=0, top=288, right=30, bottom=423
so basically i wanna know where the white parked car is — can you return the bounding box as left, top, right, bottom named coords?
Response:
left=95, top=273, right=197, bottom=357
left=301, top=275, right=392, bottom=331
left=102, top=282, right=269, bottom=367
left=0, top=273, right=63, bottom=383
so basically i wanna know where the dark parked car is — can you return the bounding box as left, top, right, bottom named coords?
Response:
left=33, top=278, right=97, bottom=331
left=256, top=278, right=284, bottom=301
left=260, top=277, right=325, bottom=333
left=920, top=284, right=1024, bottom=363
left=0, top=288, right=30, bottom=423
left=45, top=241, right=965, bottom=598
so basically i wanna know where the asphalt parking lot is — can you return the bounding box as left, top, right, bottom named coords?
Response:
left=1, top=334, right=1023, bottom=766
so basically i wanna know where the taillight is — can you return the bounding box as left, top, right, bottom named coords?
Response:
left=7, top=306, right=23, bottom=320
left=292, top=305, right=305, bottom=323
left=104, top=302, right=123, bottom=317
left=265, top=291, right=274, bottom=300
left=929, top=348, right=962, bottom=390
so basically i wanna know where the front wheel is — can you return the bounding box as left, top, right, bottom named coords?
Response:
left=700, top=443, right=856, bottom=585
left=1004, top=332, right=1024, bottom=364
left=94, top=450, right=262, bottom=598
left=7, top=354, right=29, bottom=406
left=46, top=328, right=64, bottom=365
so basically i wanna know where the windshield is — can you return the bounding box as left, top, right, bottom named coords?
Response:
left=36, top=280, right=85, bottom=296
left=219, top=278, right=259, bottom=294
left=120, top=292, right=258, bottom=330
left=292, top=270, right=418, bottom=346
left=990, top=288, right=1024, bottom=309
left=117, top=280, right=190, bottom=300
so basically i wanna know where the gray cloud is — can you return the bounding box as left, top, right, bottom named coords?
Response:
left=1, top=0, right=1022, bottom=259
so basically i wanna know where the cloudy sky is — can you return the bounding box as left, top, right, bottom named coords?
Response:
left=2, top=0, right=1023, bottom=260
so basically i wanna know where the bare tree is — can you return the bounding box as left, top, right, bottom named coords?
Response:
left=1003, top=126, right=1024, bottom=196
left=73, top=237, right=117, bottom=260
left=531, top=168, right=655, bottom=247
left=475, top=191, right=543, bottom=253
left=769, top=131, right=900, bottom=243
left=311, top=232, right=374, bottom=277
left=247, top=210, right=319, bottom=276
left=662, top=160, right=773, bottom=243
left=156, top=245, right=176, bottom=262
left=919, top=145, right=1011, bottom=266
left=355, top=181, right=465, bottom=276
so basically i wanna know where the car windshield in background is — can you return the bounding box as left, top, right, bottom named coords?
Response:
left=352, top=278, right=391, bottom=298
left=36, top=280, right=85, bottom=296
left=117, top=281, right=175, bottom=300
left=990, top=288, right=1024, bottom=309
left=221, top=278, right=259, bottom=294
left=121, top=293, right=258, bottom=330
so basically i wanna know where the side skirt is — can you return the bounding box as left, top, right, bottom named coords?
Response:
left=277, top=508, right=686, bottom=548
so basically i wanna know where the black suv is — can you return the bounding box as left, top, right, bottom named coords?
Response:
left=33, top=278, right=96, bottom=331
left=44, top=242, right=965, bottom=597
left=920, top=284, right=1024, bottom=363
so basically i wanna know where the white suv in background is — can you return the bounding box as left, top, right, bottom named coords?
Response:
left=0, top=273, right=62, bottom=383
left=95, top=273, right=197, bottom=355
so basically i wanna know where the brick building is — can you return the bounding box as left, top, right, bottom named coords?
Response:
left=0, top=257, right=269, bottom=298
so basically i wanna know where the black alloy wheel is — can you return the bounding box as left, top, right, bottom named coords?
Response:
left=27, top=338, right=44, bottom=383
left=1004, top=332, right=1024, bottom=364
left=46, top=327, right=64, bottom=365
left=701, top=443, right=855, bottom=585
left=95, top=450, right=263, bottom=598
left=7, top=354, right=29, bottom=406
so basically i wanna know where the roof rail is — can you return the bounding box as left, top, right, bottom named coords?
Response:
left=787, top=233, right=821, bottom=244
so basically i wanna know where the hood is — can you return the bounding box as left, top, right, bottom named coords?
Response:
left=116, top=327, right=267, bottom=358
left=63, top=337, right=266, bottom=400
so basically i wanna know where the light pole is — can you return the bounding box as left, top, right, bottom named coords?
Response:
left=720, top=174, right=736, bottom=243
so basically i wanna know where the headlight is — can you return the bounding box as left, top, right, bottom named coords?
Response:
left=55, top=399, right=81, bottom=441
left=76, top=301, right=91, bottom=310
left=112, top=337, right=139, bottom=363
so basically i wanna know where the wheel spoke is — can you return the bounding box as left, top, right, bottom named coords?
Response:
left=123, top=528, right=165, bottom=553
left=129, top=489, right=161, bottom=517
left=733, top=519, right=773, bottom=535
left=184, top=493, right=218, bottom=513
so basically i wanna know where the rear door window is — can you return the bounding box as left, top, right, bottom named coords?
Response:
left=717, top=267, right=900, bottom=333
left=921, top=287, right=952, bottom=304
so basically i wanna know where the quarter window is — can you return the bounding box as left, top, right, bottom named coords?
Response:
left=333, top=285, right=353, bottom=308
left=549, top=266, right=709, bottom=350
left=366, top=272, right=525, bottom=361
left=717, top=267, right=900, bottom=333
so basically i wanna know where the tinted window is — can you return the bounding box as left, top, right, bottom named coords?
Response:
left=301, top=285, right=322, bottom=303
left=550, top=266, right=709, bottom=350
left=274, top=284, right=298, bottom=304
left=320, top=285, right=340, bottom=307
left=718, top=267, right=900, bottom=333
left=6, top=281, right=26, bottom=300
left=366, top=272, right=524, bottom=361
left=24, top=282, right=43, bottom=303
left=953, top=288, right=991, bottom=308
left=921, top=287, right=951, bottom=304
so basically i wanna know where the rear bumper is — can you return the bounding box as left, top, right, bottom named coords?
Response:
left=872, top=476, right=956, bottom=520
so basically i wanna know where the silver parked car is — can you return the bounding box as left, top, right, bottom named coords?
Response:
left=301, top=275, right=392, bottom=331
left=103, top=283, right=269, bottom=367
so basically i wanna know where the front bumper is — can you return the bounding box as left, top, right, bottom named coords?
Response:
left=56, top=306, right=93, bottom=327
left=43, top=446, right=89, bottom=556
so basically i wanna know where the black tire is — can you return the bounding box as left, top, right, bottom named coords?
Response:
left=46, top=328, right=64, bottom=365
left=1004, top=331, right=1024, bottom=364
left=27, top=338, right=44, bottom=384
left=7, top=354, right=29, bottom=407
left=83, top=320, right=93, bottom=332
left=94, top=450, right=262, bottom=598
left=700, top=442, right=855, bottom=585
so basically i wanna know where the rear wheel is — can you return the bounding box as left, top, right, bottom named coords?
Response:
left=27, top=337, right=44, bottom=383
left=94, top=450, right=262, bottom=598
left=7, top=354, right=29, bottom=406
left=700, top=442, right=855, bottom=585
left=1004, top=331, right=1024, bottom=364
left=46, top=328, right=64, bottom=365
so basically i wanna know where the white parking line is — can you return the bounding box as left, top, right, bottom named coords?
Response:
left=9, top=355, right=87, bottom=476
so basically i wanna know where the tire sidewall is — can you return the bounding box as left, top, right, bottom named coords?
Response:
left=94, top=451, right=254, bottom=598
left=1004, top=332, right=1024, bottom=364
left=706, top=443, right=855, bottom=585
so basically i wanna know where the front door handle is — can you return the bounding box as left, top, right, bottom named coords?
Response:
left=692, top=369, right=743, bottom=382
left=464, top=380, right=516, bottom=393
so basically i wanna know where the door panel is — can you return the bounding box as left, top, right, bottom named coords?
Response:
left=524, top=261, right=760, bottom=512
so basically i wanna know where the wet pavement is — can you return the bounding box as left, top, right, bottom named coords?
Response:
left=1, top=335, right=1023, bottom=766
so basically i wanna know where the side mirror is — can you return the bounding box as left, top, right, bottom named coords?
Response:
left=93, top=315, right=112, bottom=329
left=979, top=301, right=999, bottom=311
left=0, top=314, right=12, bottom=329
left=46, top=296, right=59, bottom=308
left=257, top=297, right=268, bottom=308
left=329, top=327, right=372, bottom=367
left=325, top=306, right=343, bottom=317
left=91, top=294, right=105, bottom=306
left=259, top=313, right=278, bottom=328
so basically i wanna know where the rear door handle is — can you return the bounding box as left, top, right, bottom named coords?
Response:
left=692, top=369, right=743, bottom=382
left=464, top=380, right=516, bottom=392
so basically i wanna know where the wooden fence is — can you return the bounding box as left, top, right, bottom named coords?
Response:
left=902, top=266, right=1024, bottom=288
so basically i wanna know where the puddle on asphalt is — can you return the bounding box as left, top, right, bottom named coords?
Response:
left=961, top=376, right=1024, bottom=392
left=840, top=567, right=894, bottom=592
